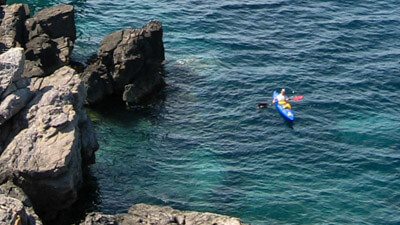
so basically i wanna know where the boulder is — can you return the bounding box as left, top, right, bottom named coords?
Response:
left=0, top=48, right=31, bottom=153
left=82, top=204, right=246, bottom=225
left=0, top=85, right=83, bottom=220
left=31, top=4, right=76, bottom=41
left=23, top=60, right=44, bottom=78
left=23, top=4, right=76, bottom=77
left=0, top=47, right=25, bottom=97
left=0, top=3, right=29, bottom=51
left=0, top=66, right=98, bottom=221
left=0, top=181, right=42, bottom=224
left=81, top=61, right=113, bottom=104
left=0, top=195, right=29, bottom=225
left=81, top=213, right=119, bottom=225
left=0, top=88, right=32, bottom=125
left=82, top=20, right=165, bottom=105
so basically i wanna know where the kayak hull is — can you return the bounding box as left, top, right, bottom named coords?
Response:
left=273, top=91, right=295, bottom=121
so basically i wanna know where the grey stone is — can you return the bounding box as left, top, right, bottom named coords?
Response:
left=22, top=60, right=44, bottom=78
left=0, top=66, right=98, bottom=221
left=0, top=48, right=24, bottom=96
left=83, top=20, right=165, bottom=105
left=0, top=4, right=29, bottom=50
left=32, top=4, right=76, bottom=41
left=81, top=62, right=113, bottom=104
left=80, top=213, right=119, bottom=225
left=24, top=34, right=64, bottom=76
left=0, top=195, right=29, bottom=225
left=0, top=88, right=33, bottom=125
left=0, top=86, right=83, bottom=220
left=0, top=181, right=43, bottom=225
left=82, top=204, right=246, bottom=225
left=23, top=4, right=76, bottom=77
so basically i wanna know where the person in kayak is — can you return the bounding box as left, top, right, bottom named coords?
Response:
left=273, top=88, right=291, bottom=109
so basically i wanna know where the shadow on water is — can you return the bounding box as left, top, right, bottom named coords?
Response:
left=284, top=119, right=294, bottom=129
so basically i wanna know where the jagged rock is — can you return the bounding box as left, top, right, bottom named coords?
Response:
left=0, top=85, right=82, bottom=220
left=81, top=62, right=113, bottom=104
left=82, top=20, right=165, bottom=105
left=0, top=47, right=25, bottom=97
left=0, top=48, right=30, bottom=152
left=121, top=204, right=245, bottom=225
left=0, top=195, right=29, bottom=225
left=81, top=213, right=119, bottom=225
left=23, top=4, right=75, bottom=77
left=23, top=60, right=44, bottom=78
left=30, top=66, right=99, bottom=164
left=0, top=181, right=42, bottom=225
left=82, top=204, right=246, bottom=225
left=122, top=63, right=165, bottom=104
left=31, top=4, right=76, bottom=41
left=0, top=88, right=32, bottom=125
left=0, top=3, right=29, bottom=51
left=0, top=48, right=32, bottom=132
left=0, top=66, right=98, bottom=221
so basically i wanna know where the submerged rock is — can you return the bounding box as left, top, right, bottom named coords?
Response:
left=82, top=204, right=247, bottom=225
left=82, top=20, right=165, bottom=105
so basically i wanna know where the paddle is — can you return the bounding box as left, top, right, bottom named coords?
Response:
left=257, top=95, right=303, bottom=108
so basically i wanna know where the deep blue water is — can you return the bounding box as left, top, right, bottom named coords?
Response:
left=10, top=0, right=400, bottom=224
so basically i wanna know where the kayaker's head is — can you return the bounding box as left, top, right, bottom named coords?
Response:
left=281, top=88, right=285, bottom=95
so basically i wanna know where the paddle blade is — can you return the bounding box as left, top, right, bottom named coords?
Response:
left=257, top=103, right=268, bottom=108
left=292, top=95, right=303, bottom=101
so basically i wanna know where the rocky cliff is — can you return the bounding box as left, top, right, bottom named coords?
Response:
left=0, top=2, right=98, bottom=224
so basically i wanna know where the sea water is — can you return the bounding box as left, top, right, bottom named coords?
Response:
left=9, top=0, right=400, bottom=224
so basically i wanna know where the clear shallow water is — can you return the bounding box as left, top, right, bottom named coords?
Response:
left=11, top=0, right=400, bottom=224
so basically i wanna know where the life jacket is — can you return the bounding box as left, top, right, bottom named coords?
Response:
left=278, top=100, right=286, bottom=105
left=283, top=103, right=291, bottom=109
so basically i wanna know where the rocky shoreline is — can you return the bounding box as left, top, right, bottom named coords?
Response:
left=0, top=2, right=246, bottom=225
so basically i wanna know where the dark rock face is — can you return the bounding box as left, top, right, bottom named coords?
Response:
left=0, top=3, right=76, bottom=77
left=81, top=204, right=247, bottom=225
left=30, top=4, right=76, bottom=41
left=23, top=4, right=76, bottom=77
left=0, top=3, right=29, bottom=51
left=82, top=20, right=165, bottom=105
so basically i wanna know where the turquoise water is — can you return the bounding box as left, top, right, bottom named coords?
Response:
left=11, top=0, right=400, bottom=224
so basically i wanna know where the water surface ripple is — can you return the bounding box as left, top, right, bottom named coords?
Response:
left=12, top=0, right=400, bottom=224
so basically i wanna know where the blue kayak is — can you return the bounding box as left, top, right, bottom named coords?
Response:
left=273, top=91, right=294, bottom=121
